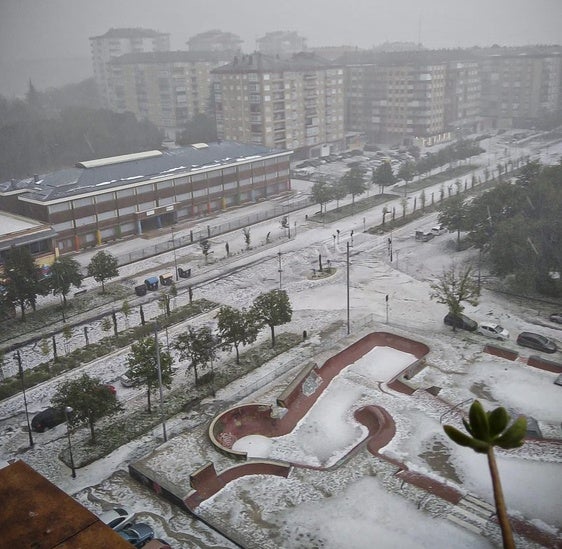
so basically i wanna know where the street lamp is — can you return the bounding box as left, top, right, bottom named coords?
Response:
left=153, top=323, right=168, bottom=443
left=278, top=251, right=283, bottom=290
left=15, top=351, right=34, bottom=447
left=64, top=406, right=76, bottom=478
left=171, top=226, right=179, bottom=281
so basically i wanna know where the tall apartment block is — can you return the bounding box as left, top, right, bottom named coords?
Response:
left=90, top=28, right=170, bottom=108
left=256, top=31, right=307, bottom=57
left=343, top=51, right=481, bottom=145
left=109, top=51, right=223, bottom=139
left=187, top=29, right=243, bottom=60
left=478, top=46, right=562, bottom=129
left=212, top=52, right=345, bottom=158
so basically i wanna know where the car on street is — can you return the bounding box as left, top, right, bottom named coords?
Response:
left=549, top=313, right=562, bottom=324
left=444, top=313, right=478, bottom=332
left=516, top=332, right=558, bottom=353
left=117, top=522, right=154, bottom=548
left=99, top=507, right=135, bottom=531
left=431, top=224, right=447, bottom=236
left=31, top=407, right=65, bottom=432
left=476, top=322, right=510, bottom=341
left=120, top=374, right=135, bottom=388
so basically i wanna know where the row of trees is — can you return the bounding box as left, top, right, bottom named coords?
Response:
left=50, top=289, right=293, bottom=438
left=436, top=161, right=562, bottom=295
left=1, top=248, right=119, bottom=321
left=311, top=167, right=369, bottom=213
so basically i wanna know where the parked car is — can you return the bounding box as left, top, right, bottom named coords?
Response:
left=476, top=322, right=510, bottom=341
left=118, top=523, right=154, bottom=548
left=31, top=407, right=65, bottom=433
left=120, top=374, right=135, bottom=388
left=99, top=507, right=135, bottom=531
left=431, top=224, right=447, bottom=236
left=516, top=332, right=557, bottom=353
left=444, top=313, right=478, bottom=332
left=549, top=313, right=562, bottom=324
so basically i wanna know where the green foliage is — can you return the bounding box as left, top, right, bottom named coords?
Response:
left=121, top=299, right=131, bottom=319
left=216, top=305, right=260, bottom=363
left=397, top=161, right=416, bottom=183
left=372, top=162, right=396, bottom=188
left=252, top=289, right=293, bottom=347
left=101, top=317, right=112, bottom=333
left=52, top=374, right=123, bottom=443
left=174, top=325, right=217, bottom=385
left=126, top=336, right=174, bottom=413
left=176, top=113, right=217, bottom=145
left=50, top=256, right=82, bottom=306
left=242, top=227, right=251, bottom=249
left=311, top=179, right=333, bottom=214
left=330, top=178, right=348, bottom=209
left=200, top=239, right=212, bottom=263
left=430, top=264, right=480, bottom=322
left=87, top=251, right=119, bottom=293
left=438, top=194, right=470, bottom=250
left=341, top=167, right=367, bottom=205
left=3, top=246, right=46, bottom=321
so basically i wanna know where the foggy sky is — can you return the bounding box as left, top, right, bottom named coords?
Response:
left=0, top=0, right=560, bottom=96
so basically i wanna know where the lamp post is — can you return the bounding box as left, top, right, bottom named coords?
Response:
left=64, top=406, right=76, bottom=478
left=15, top=351, right=34, bottom=447
left=171, top=226, right=179, bottom=281
left=346, top=242, right=350, bottom=335
left=278, top=252, right=283, bottom=290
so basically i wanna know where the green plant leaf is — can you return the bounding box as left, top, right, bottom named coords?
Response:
left=488, top=407, right=510, bottom=438
left=469, top=400, right=490, bottom=441
left=495, top=417, right=527, bottom=449
left=462, top=417, right=474, bottom=436
left=444, top=425, right=473, bottom=447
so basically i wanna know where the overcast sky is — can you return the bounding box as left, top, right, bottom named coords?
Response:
left=1, top=0, right=560, bottom=62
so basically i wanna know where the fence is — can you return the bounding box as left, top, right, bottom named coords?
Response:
left=116, top=195, right=312, bottom=267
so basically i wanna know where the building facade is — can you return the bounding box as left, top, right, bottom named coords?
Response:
left=478, top=47, right=562, bottom=129
left=256, top=31, right=307, bottom=57
left=109, top=51, right=224, bottom=139
left=187, top=30, right=243, bottom=59
left=90, top=28, right=170, bottom=108
left=0, top=143, right=292, bottom=255
left=213, top=52, right=345, bottom=158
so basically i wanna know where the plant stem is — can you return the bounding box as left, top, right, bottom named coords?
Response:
left=487, top=448, right=515, bottom=549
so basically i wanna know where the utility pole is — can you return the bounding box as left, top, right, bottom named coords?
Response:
left=278, top=251, right=283, bottom=290
left=15, top=350, right=34, bottom=447
left=171, top=226, right=179, bottom=281
left=346, top=242, right=350, bottom=335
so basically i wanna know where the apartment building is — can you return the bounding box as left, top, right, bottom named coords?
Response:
left=109, top=51, right=224, bottom=139
left=90, top=28, right=170, bottom=108
left=478, top=46, right=562, bottom=128
left=256, top=31, right=307, bottom=57
left=212, top=52, right=345, bottom=158
left=0, top=142, right=291, bottom=255
left=344, top=51, right=462, bottom=144
left=187, top=29, right=243, bottom=60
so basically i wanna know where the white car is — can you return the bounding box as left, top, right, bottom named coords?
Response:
left=99, top=507, right=135, bottom=531
left=476, top=322, right=510, bottom=341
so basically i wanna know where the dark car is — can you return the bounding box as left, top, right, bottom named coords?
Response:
left=444, top=313, right=478, bottom=332
left=31, top=407, right=65, bottom=432
left=549, top=313, right=562, bottom=324
left=118, top=523, right=154, bottom=548
left=516, top=332, right=557, bottom=354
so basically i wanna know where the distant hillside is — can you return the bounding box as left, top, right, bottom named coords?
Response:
left=0, top=56, right=92, bottom=98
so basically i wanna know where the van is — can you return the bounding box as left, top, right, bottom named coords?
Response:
left=415, top=230, right=434, bottom=242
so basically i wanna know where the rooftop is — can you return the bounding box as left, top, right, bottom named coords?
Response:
left=0, top=142, right=291, bottom=204
left=90, top=27, right=169, bottom=41
left=212, top=52, right=338, bottom=74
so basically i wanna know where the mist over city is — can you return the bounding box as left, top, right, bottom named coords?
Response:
left=1, top=1, right=561, bottom=548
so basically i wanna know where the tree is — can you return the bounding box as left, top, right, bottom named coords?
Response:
left=216, top=306, right=259, bottom=364
left=49, top=256, right=82, bottom=307
left=311, top=179, right=333, bottom=214
left=330, top=179, right=348, bottom=210
left=52, top=374, right=122, bottom=443
left=372, top=161, right=396, bottom=190
left=177, top=113, right=217, bottom=145
left=444, top=401, right=526, bottom=549
left=438, top=195, right=469, bottom=250
left=174, top=326, right=217, bottom=385
left=87, top=251, right=119, bottom=294
left=125, top=336, right=174, bottom=413
left=341, top=167, right=367, bottom=206
left=122, top=299, right=131, bottom=327
left=251, top=289, right=292, bottom=348
left=3, top=246, right=45, bottom=321
left=158, top=291, right=171, bottom=318
left=430, top=265, right=480, bottom=330
left=397, top=161, right=416, bottom=195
